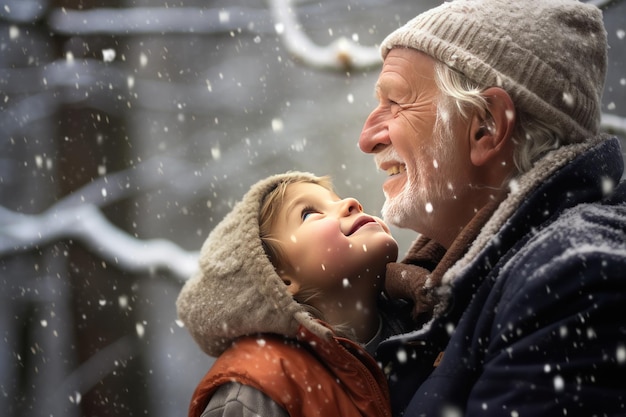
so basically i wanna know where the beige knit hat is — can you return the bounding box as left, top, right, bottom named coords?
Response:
left=176, top=172, right=332, bottom=357
left=380, top=0, right=607, bottom=143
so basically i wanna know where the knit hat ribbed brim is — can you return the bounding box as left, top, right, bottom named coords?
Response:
left=380, top=0, right=607, bottom=143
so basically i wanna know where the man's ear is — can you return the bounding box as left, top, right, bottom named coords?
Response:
left=469, top=87, right=515, bottom=167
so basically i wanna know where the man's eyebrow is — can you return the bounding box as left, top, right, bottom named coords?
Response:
left=373, top=83, right=382, bottom=99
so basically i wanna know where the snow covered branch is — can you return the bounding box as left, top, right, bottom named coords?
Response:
left=46, top=6, right=269, bottom=35
left=0, top=146, right=292, bottom=282
left=602, top=113, right=626, bottom=137
left=47, top=0, right=382, bottom=71
left=268, top=0, right=380, bottom=70
left=0, top=155, right=202, bottom=281
left=0, top=203, right=199, bottom=280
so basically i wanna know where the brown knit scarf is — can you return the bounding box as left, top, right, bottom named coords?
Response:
left=385, top=198, right=502, bottom=320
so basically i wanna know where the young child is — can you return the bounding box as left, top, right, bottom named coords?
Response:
left=176, top=171, right=399, bottom=417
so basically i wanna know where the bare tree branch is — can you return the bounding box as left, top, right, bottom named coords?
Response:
left=45, top=335, right=140, bottom=409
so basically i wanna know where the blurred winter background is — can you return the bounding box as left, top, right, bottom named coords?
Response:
left=0, top=0, right=624, bottom=416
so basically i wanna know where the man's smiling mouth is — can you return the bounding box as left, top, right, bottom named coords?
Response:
left=386, top=165, right=406, bottom=176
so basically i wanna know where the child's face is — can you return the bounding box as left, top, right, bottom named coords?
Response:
left=271, top=182, right=398, bottom=305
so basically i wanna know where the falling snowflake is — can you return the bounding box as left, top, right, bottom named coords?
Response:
left=553, top=375, right=564, bottom=391
left=396, top=348, right=407, bottom=364
left=136, top=323, right=145, bottom=338
left=272, top=118, right=284, bottom=132
left=102, top=48, right=116, bottom=62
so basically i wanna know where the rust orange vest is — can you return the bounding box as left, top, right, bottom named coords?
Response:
left=188, top=324, right=391, bottom=417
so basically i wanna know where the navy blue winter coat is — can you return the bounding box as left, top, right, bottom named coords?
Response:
left=377, top=135, right=626, bottom=417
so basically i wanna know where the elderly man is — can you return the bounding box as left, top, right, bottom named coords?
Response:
left=360, top=0, right=626, bottom=416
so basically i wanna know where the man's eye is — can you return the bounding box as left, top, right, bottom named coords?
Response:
left=390, top=100, right=414, bottom=118
left=389, top=100, right=402, bottom=115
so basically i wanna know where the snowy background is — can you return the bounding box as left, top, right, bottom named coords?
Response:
left=1, top=0, right=624, bottom=416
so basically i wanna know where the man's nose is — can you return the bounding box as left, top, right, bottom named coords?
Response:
left=359, top=107, right=390, bottom=153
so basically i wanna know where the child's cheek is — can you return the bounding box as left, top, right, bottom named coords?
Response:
left=309, top=220, right=348, bottom=248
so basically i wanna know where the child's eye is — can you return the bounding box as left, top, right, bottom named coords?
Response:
left=301, top=206, right=318, bottom=221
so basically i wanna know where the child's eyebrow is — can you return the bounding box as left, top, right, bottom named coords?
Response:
left=283, top=196, right=308, bottom=219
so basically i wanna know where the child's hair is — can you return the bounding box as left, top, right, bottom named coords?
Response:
left=258, top=175, right=358, bottom=338
left=259, top=175, right=333, bottom=270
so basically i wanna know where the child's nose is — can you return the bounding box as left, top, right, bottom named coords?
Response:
left=339, top=197, right=363, bottom=216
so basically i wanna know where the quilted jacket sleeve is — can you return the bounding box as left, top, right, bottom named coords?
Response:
left=201, top=382, right=289, bottom=417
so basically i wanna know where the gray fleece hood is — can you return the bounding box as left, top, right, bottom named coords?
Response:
left=176, top=171, right=332, bottom=357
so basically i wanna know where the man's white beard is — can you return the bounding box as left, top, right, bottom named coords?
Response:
left=381, top=179, right=422, bottom=231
